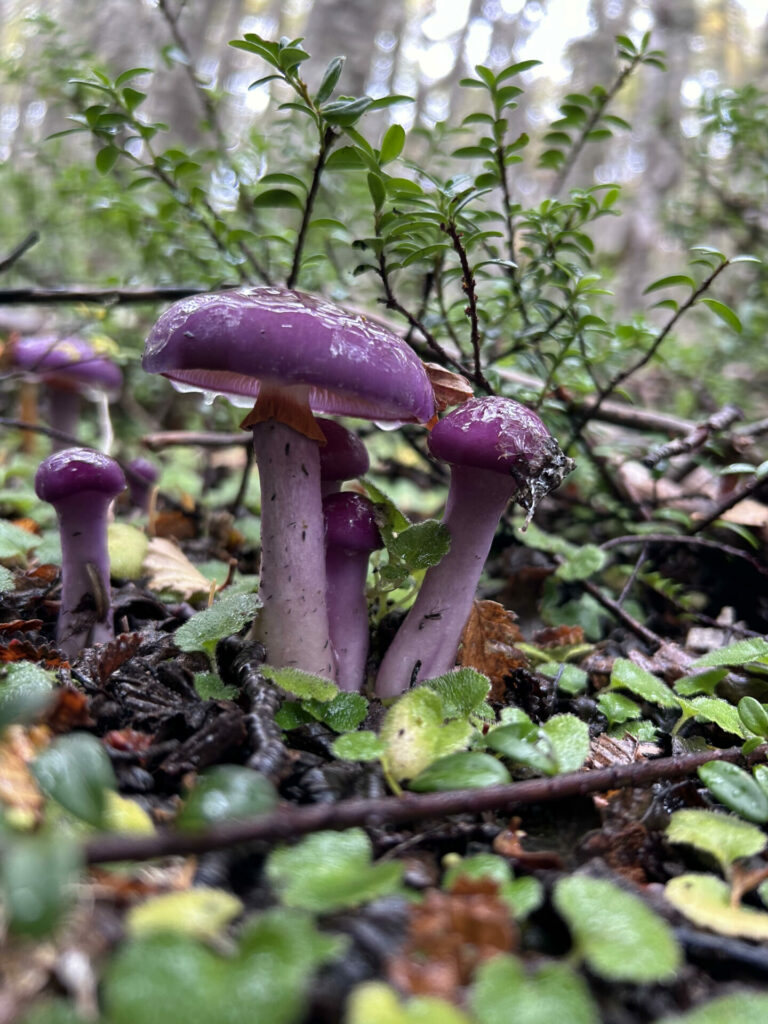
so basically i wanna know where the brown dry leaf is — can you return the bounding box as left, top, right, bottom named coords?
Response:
left=104, top=728, right=155, bottom=756
left=44, top=687, right=93, bottom=732
left=493, top=821, right=564, bottom=869
left=388, top=878, right=517, bottom=1001
left=584, top=733, right=662, bottom=771
left=423, top=362, right=474, bottom=411
left=716, top=498, right=768, bottom=527
left=0, top=619, right=43, bottom=634
left=0, top=638, right=68, bottom=669
left=0, top=724, right=51, bottom=821
left=151, top=509, right=198, bottom=541
left=143, top=537, right=214, bottom=599
left=458, top=600, right=526, bottom=695
left=10, top=517, right=41, bottom=536
left=532, top=624, right=585, bottom=648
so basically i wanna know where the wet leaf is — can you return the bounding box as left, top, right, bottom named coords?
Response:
left=144, top=537, right=217, bottom=599
left=126, top=887, right=243, bottom=940
left=260, top=664, right=337, bottom=701
left=266, top=828, right=403, bottom=912
left=332, top=730, right=386, bottom=762
left=553, top=875, right=681, bottom=982
left=665, top=873, right=768, bottom=940
left=542, top=714, right=589, bottom=772
left=609, top=658, right=678, bottom=708
left=0, top=661, right=55, bottom=727
left=410, top=751, right=510, bottom=791
left=738, top=695, right=768, bottom=737
left=175, top=591, right=261, bottom=659
left=458, top=600, right=526, bottom=691
left=304, top=691, right=368, bottom=731
left=698, top=761, right=768, bottom=823
left=381, top=687, right=472, bottom=780
left=177, top=765, right=277, bottom=831
left=691, top=637, right=768, bottom=668
left=666, top=808, right=766, bottom=874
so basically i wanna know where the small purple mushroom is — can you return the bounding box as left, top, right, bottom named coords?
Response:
left=142, top=287, right=434, bottom=681
left=34, top=447, right=126, bottom=660
left=126, top=457, right=159, bottom=514
left=323, top=492, right=383, bottom=692
left=8, top=336, right=123, bottom=450
left=317, top=418, right=370, bottom=498
left=375, top=396, right=574, bottom=697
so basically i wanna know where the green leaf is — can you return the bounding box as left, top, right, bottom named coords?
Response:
left=697, top=761, right=768, bottom=823
left=194, top=672, right=237, bottom=700
left=252, top=188, right=303, bottom=210
left=324, top=145, right=366, bottom=170
left=643, top=274, right=696, bottom=294
left=108, top=522, right=149, bottom=580
left=543, top=714, right=590, bottom=772
left=315, top=56, right=344, bottom=104
left=691, top=637, right=768, bottom=668
left=0, top=661, right=54, bottom=728
left=307, top=691, right=368, bottom=731
left=32, top=732, right=116, bottom=828
left=380, top=123, right=405, bottom=164
left=115, top=67, right=152, bottom=87
left=260, top=664, right=337, bottom=702
left=410, top=751, right=510, bottom=792
left=470, top=954, right=599, bottom=1024
left=738, top=696, right=768, bottom=738
left=452, top=145, right=493, bottom=159
left=423, top=668, right=491, bottom=718
left=177, top=766, right=277, bottom=831
left=665, top=873, right=768, bottom=942
left=381, top=687, right=471, bottom=781
left=610, top=658, right=678, bottom=708
left=486, top=720, right=556, bottom=776
left=95, top=145, right=120, bottom=174
left=555, top=544, right=607, bottom=581
left=367, top=172, right=386, bottom=211
left=442, top=853, right=543, bottom=920
left=553, top=876, right=681, bottom=982
left=598, top=691, right=642, bottom=724
left=103, top=910, right=339, bottom=1024
left=674, top=667, right=728, bottom=696
left=699, top=297, right=742, bottom=332
left=347, top=983, right=472, bottom=1024
left=332, top=730, right=386, bottom=762
left=1, top=832, right=81, bottom=937
left=538, top=662, right=588, bottom=695
left=666, top=808, right=766, bottom=873
left=0, top=519, right=41, bottom=558
left=174, top=591, right=261, bottom=658
left=320, top=96, right=373, bottom=126
left=126, top=888, right=243, bottom=940
left=267, top=828, right=403, bottom=912
left=389, top=519, right=450, bottom=571
left=681, top=696, right=747, bottom=737
left=656, top=992, right=768, bottom=1024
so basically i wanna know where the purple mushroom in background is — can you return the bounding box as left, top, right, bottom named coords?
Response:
left=6, top=335, right=123, bottom=450
left=126, top=457, right=159, bottom=514
left=317, top=418, right=370, bottom=498
left=34, top=447, right=126, bottom=661
left=142, top=287, right=435, bottom=682
left=323, top=492, right=383, bottom=692
left=375, top=396, right=574, bottom=698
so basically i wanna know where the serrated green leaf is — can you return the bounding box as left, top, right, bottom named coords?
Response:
left=0, top=519, right=41, bottom=559
left=174, top=592, right=261, bottom=658
left=666, top=808, right=766, bottom=873
left=332, top=730, right=386, bottom=762
left=691, top=638, right=768, bottom=669
left=598, top=691, right=642, bottom=724
left=267, top=828, right=403, bottom=911
left=32, top=732, right=116, bottom=827
left=0, top=661, right=54, bottom=727
left=389, top=519, right=450, bottom=571
left=410, top=751, right=509, bottom=792
left=682, top=696, right=746, bottom=737
left=543, top=713, right=589, bottom=772
left=553, top=876, right=681, bottom=982
left=309, top=691, right=368, bottom=731
left=555, top=544, right=607, bottom=581
left=674, top=667, right=728, bottom=696
left=259, top=664, right=337, bottom=701
left=423, top=669, right=491, bottom=718
left=610, top=658, right=678, bottom=708
left=381, top=687, right=471, bottom=781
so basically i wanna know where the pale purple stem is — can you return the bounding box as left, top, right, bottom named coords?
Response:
left=249, top=420, right=336, bottom=680
left=47, top=386, right=81, bottom=451
left=375, top=466, right=516, bottom=698
left=54, top=493, right=115, bottom=660
left=326, top=546, right=372, bottom=692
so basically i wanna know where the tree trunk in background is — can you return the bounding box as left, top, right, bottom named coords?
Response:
left=303, top=0, right=388, bottom=96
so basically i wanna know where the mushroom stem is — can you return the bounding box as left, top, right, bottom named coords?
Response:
left=249, top=419, right=336, bottom=680
left=47, top=385, right=81, bottom=451
left=53, top=494, right=115, bottom=658
left=375, top=466, right=515, bottom=698
left=326, top=545, right=372, bottom=692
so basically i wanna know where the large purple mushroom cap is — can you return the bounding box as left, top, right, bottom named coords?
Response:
left=11, top=336, right=123, bottom=397
left=428, top=396, right=574, bottom=519
left=142, top=287, right=435, bottom=424
left=35, top=447, right=126, bottom=504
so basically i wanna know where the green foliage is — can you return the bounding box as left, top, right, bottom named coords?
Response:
left=666, top=808, right=766, bottom=875
left=347, top=983, right=472, bottom=1024
left=266, top=829, right=403, bottom=912
left=126, top=888, right=243, bottom=940
left=260, top=664, right=338, bottom=702
left=0, top=661, right=55, bottom=728
left=552, top=875, right=681, bottom=982
left=177, top=766, right=277, bottom=831
left=0, top=830, right=81, bottom=937
left=441, top=852, right=543, bottom=919
left=174, top=592, right=261, bottom=659
left=656, top=993, right=768, bottom=1024
left=470, top=954, right=599, bottom=1024
left=32, top=732, right=116, bottom=828
left=409, top=751, right=510, bottom=791
left=697, top=761, right=768, bottom=824
left=485, top=710, right=589, bottom=776
left=665, top=873, right=768, bottom=941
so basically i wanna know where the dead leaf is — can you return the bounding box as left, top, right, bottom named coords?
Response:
left=716, top=498, right=768, bottom=527
left=44, top=687, right=93, bottom=732
left=143, top=538, right=215, bottom=599
left=584, top=733, right=662, bottom=770
left=423, top=362, right=474, bottom=411
left=151, top=509, right=198, bottom=541
left=0, top=637, right=68, bottom=669
left=532, top=624, right=585, bottom=648
left=0, top=724, right=51, bottom=822
left=493, top=822, right=564, bottom=869
left=0, top=619, right=43, bottom=634
left=458, top=600, right=526, bottom=697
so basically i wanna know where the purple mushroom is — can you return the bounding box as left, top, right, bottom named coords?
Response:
left=375, top=396, right=574, bottom=697
left=126, top=457, right=159, bottom=514
left=142, top=287, right=434, bottom=681
left=34, top=447, right=126, bottom=660
left=317, top=418, right=370, bottom=498
left=323, top=492, right=383, bottom=692
left=8, top=336, right=123, bottom=450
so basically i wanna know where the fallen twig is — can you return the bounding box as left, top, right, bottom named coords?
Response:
left=83, top=745, right=760, bottom=865
left=601, top=533, right=768, bottom=579
left=643, top=404, right=743, bottom=468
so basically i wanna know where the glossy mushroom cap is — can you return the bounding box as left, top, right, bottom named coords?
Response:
left=428, top=396, right=574, bottom=518
left=142, top=287, right=435, bottom=424
left=317, top=418, right=369, bottom=493
left=35, top=447, right=126, bottom=504
left=11, top=336, right=123, bottom=397
left=323, top=492, right=383, bottom=553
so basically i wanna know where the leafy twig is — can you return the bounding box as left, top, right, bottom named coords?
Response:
left=442, top=220, right=489, bottom=391
left=287, top=125, right=337, bottom=288
left=83, top=746, right=762, bottom=864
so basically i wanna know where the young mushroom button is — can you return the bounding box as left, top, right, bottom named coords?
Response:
left=34, top=447, right=126, bottom=661
left=323, top=492, right=383, bottom=692
left=375, top=396, right=574, bottom=698
left=317, top=418, right=370, bottom=498
left=142, top=287, right=435, bottom=682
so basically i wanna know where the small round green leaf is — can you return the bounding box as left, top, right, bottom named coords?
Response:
left=697, top=761, right=768, bottom=823
left=32, top=732, right=116, bottom=827
left=409, top=752, right=510, bottom=792
left=177, top=766, right=277, bottom=831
